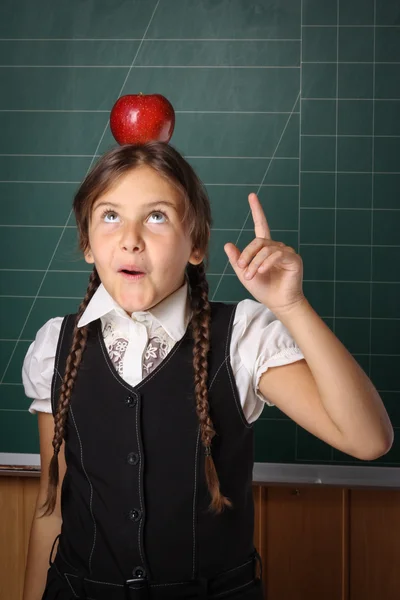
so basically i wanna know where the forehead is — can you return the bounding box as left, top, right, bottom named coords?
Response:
left=99, top=165, right=182, bottom=205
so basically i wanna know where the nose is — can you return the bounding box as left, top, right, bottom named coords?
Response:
left=120, top=221, right=144, bottom=253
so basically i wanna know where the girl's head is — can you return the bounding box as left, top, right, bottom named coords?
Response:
left=43, top=142, right=231, bottom=516
left=74, top=142, right=210, bottom=313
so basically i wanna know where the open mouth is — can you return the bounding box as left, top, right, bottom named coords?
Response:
left=119, top=269, right=146, bottom=280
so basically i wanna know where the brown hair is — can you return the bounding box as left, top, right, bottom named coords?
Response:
left=42, top=141, right=231, bottom=517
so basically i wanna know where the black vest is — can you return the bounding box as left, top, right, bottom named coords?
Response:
left=51, top=302, right=255, bottom=585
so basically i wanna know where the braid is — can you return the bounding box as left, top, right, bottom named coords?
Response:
left=40, top=267, right=100, bottom=516
left=187, top=262, right=232, bottom=513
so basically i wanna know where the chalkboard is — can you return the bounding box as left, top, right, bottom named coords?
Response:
left=1, top=0, right=399, bottom=468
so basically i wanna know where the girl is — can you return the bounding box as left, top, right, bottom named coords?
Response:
left=22, top=142, right=393, bottom=600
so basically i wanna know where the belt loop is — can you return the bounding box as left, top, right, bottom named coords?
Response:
left=253, top=549, right=263, bottom=581
left=49, top=533, right=61, bottom=567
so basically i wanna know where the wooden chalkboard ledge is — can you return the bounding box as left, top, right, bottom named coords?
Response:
left=0, top=453, right=40, bottom=477
left=1, top=454, right=400, bottom=488
left=253, top=462, right=400, bottom=489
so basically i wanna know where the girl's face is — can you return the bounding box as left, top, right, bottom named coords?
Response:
left=84, top=165, right=203, bottom=314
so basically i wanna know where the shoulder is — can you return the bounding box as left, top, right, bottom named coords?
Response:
left=230, top=298, right=302, bottom=363
left=30, top=316, right=66, bottom=356
left=232, top=298, right=277, bottom=332
left=28, top=313, right=81, bottom=367
left=208, top=299, right=277, bottom=340
left=210, top=298, right=273, bottom=321
left=22, top=316, right=66, bottom=369
left=22, top=317, right=66, bottom=407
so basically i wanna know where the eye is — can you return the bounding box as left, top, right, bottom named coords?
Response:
left=101, top=209, right=120, bottom=223
left=148, top=211, right=167, bottom=224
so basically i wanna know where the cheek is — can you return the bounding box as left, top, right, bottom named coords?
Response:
left=159, top=235, right=192, bottom=260
left=89, top=233, right=115, bottom=262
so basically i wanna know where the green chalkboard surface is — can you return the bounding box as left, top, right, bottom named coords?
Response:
left=0, top=0, right=399, bottom=467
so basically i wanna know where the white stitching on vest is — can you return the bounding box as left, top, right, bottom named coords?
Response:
left=224, top=306, right=235, bottom=359
left=69, top=406, right=98, bottom=574
left=65, top=572, right=123, bottom=587
left=64, top=573, right=79, bottom=597
left=135, top=400, right=146, bottom=569
left=51, top=314, right=69, bottom=414
left=66, top=571, right=191, bottom=588
left=136, top=336, right=184, bottom=389
left=208, top=355, right=229, bottom=392
left=225, top=306, right=252, bottom=429
left=207, top=307, right=251, bottom=428
left=208, top=304, right=240, bottom=392
left=97, top=325, right=185, bottom=393
left=151, top=581, right=187, bottom=587
left=219, top=557, right=253, bottom=576
left=97, top=327, right=186, bottom=574
left=192, top=427, right=200, bottom=579
left=213, top=579, right=255, bottom=597
left=226, top=366, right=252, bottom=429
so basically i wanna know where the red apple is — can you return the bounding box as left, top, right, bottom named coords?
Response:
left=110, top=93, right=175, bottom=145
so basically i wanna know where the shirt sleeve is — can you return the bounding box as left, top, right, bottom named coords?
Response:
left=230, top=299, right=305, bottom=424
left=22, top=317, right=63, bottom=414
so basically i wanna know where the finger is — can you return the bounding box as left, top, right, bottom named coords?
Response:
left=238, top=239, right=284, bottom=269
left=224, top=243, right=242, bottom=273
left=259, top=249, right=298, bottom=270
left=249, top=193, right=271, bottom=240
left=245, top=250, right=285, bottom=280
left=225, top=241, right=266, bottom=281
left=243, top=246, right=275, bottom=279
left=237, top=238, right=268, bottom=268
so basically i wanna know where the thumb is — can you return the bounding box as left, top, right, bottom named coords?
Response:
left=224, top=243, right=242, bottom=274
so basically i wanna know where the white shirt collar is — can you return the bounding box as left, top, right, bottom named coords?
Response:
left=77, top=281, right=191, bottom=342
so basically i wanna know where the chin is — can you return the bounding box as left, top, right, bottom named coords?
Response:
left=121, top=299, right=150, bottom=314
left=117, top=291, right=155, bottom=314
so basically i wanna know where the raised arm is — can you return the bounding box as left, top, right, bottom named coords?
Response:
left=225, top=193, right=393, bottom=460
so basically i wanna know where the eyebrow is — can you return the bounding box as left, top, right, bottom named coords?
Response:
left=93, top=200, right=178, bottom=212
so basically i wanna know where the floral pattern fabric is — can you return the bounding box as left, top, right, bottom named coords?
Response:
left=142, top=335, right=169, bottom=375
left=103, top=318, right=173, bottom=379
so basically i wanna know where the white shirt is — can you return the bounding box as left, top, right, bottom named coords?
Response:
left=22, top=282, right=304, bottom=424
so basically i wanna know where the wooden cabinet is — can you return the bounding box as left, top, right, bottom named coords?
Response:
left=1, top=477, right=400, bottom=599
left=349, top=490, right=400, bottom=600
left=253, top=485, right=400, bottom=600
left=0, top=477, right=38, bottom=600
left=255, top=486, right=348, bottom=599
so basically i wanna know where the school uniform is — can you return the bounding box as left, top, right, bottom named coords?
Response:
left=23, top=282, right=304, bottom=599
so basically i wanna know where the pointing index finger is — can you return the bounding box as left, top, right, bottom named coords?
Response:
left=249, top=193, right=271, bottom=239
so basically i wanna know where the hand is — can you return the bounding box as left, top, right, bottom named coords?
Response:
left=224, top=193, right=305, bottom=315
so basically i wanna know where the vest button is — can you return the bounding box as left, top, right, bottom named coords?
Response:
left=132, top=566, right=146, bottom=579
left=128, top=508, right=142, bottom=522
left=127, top=452, right=139, bottom=466
left=125, top=395, right=137, bottom=407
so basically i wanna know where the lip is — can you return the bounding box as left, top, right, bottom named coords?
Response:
left=118, top=264, right=146, bottom=275
left=118, top=264, right=146, bottom=282
left=120, top=271, right=146, bottom=281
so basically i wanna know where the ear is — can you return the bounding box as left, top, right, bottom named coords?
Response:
left=84, top=248, right=94, bottom=265
left=188, top=248, right=205, bottom=266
